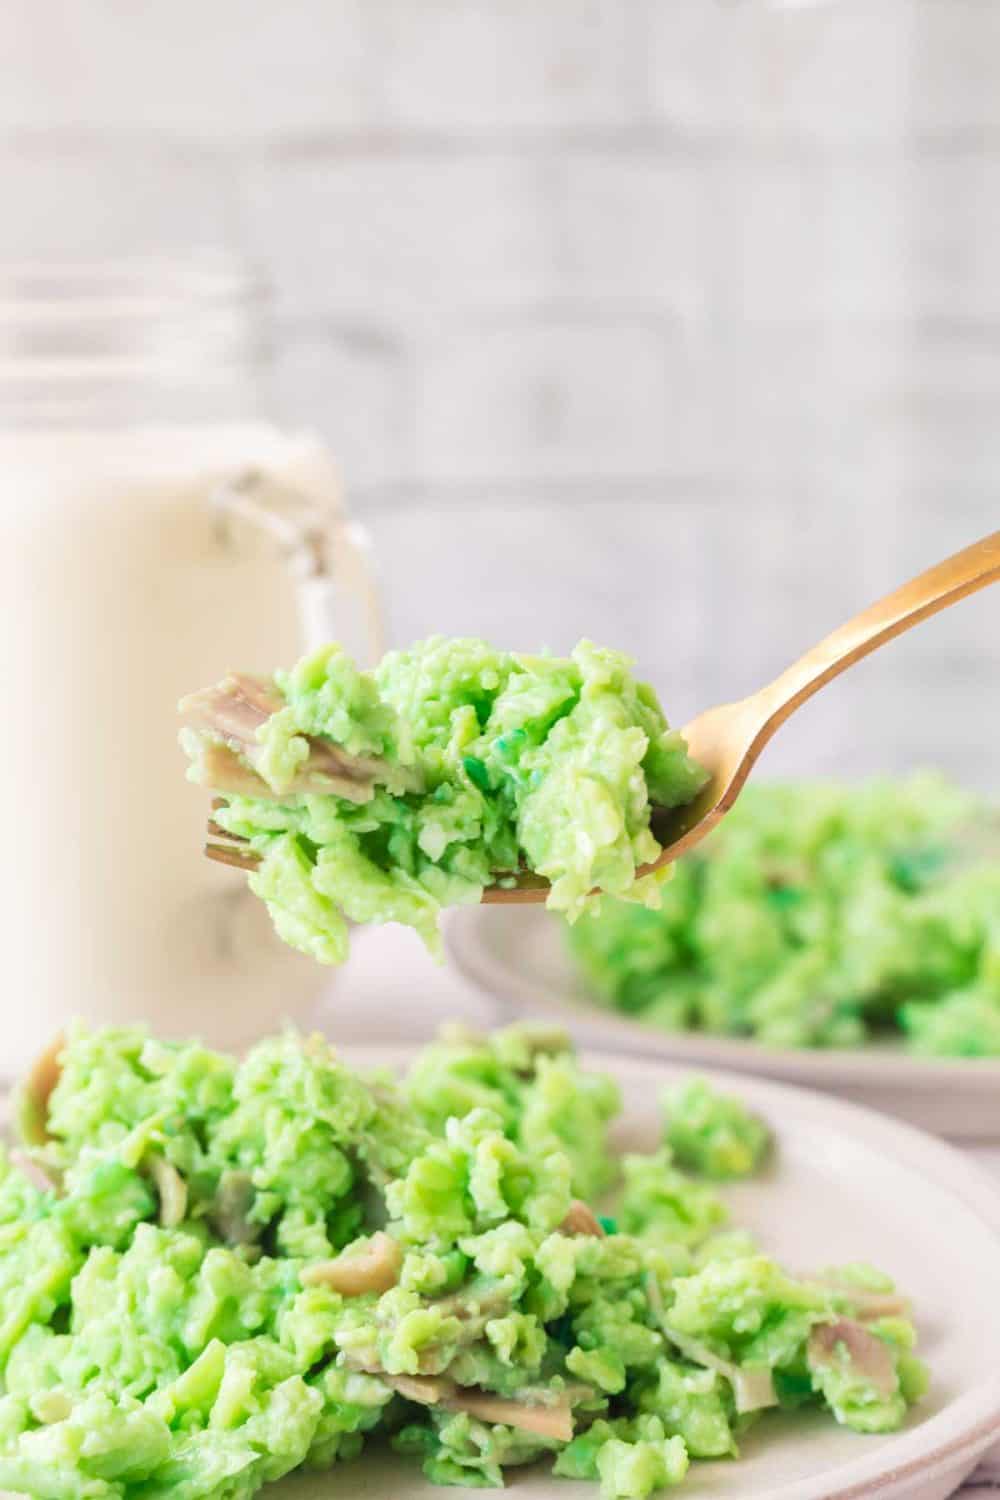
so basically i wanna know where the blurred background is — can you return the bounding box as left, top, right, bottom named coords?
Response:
left=4, top=0, right=999, bottom=780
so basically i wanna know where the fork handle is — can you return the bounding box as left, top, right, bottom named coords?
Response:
left=756, top=528, right=1000, bottom=731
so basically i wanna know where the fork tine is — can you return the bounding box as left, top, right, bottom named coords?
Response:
left=205, top=841, right=260, bottom=872
left=206, top=818, right=249, bottom=842
left=205, top=807, right=258, bottom=870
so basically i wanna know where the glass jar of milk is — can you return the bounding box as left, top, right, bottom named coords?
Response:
left=0, top=254, right=380, bottom=1073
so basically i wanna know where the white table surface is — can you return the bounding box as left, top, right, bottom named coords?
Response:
left=319, top=923, right=1000, bottom=1493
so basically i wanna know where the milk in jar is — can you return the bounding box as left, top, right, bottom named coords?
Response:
left=0, top=258, right=379, bottom=1072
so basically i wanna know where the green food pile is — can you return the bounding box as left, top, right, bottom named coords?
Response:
left=180, top=637, right=706, bottom=962
left=568, top=774, right=1000, bottom=1056
left=0, top=1024, right=926, bottom=1500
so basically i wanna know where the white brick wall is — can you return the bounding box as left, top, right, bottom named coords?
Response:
left=236, top=153, right=556, bottom=321
left=0, top=2, right=374, bottom=139
left=1, top=0, right=999, bottom=785
left=411, top=314, right=691, bottom=482
left=365, top=0, right=640, bottom=133
left=646, top=0, right=913, bottom=143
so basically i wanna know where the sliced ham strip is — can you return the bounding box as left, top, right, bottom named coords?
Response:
left=10, top=1150, right=62, bottom=1196
left=193, top=742, right=276, bottom=800
left=210, top=1171, right=261, bottom=1247
left=560, top=1201, right=605, bottom=1238
left=181, top=672, right=420, bottom=802
left=805, top=1272, right=910, bottom=1322
left=230, top=674, right=285, bottom=719
left=148, top=1156, right=188, bottom=1229
left=289, top=736, right=402, bottom=788
left=644, top=1272, right=777, bottom=1414
left=194, top=740, right=377, bottom=804
left=384, top=1373, right=574, bottom=1442
left=432, top=1282, right=512, bottom=1327
left=179, top=674, right=283, bottom=744
left=847, top=1292, right=910, bottom=1322
left=663, top=1327, right=777, bottom=1414
left=342, top=1281, right=512, bottom=1379
left=807, top=1319, right=898, bottom=1398
left=448, top=1388, right=574, bottom=1442
left=17, top=1033, right=65, bottom=1144
left=386, top=1373, right=450, bottom=1406
left=302, top=1232, right=403, bottom=1296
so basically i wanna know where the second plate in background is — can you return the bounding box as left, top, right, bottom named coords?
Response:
left=444, top=905, right=1000, bottom=1140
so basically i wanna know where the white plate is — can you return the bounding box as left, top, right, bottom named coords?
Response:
left=268, top=1043, right=1000, bottom=1500
left=444, top=905, right=1000, bottom=1140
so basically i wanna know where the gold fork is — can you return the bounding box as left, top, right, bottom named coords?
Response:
left=206, top=529, right=1000, bottom=901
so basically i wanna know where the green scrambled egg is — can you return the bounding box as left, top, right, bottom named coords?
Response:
left=179, top=638, right=707, bottom=962
left=0, top=1025, right=926, bottom=1500
left=568, top=774, right=1000, bottom=1056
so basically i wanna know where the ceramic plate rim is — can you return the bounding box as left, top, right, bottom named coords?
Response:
left=337, top=1041, right=1000, bottom=1500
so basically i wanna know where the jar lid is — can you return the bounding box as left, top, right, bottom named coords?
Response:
left=0, top=251, right=270, bottom=428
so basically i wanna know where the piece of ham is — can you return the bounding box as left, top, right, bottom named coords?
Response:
left=385, top=1373, right=450, bottom=1406
left=210, top=1171, right=261, bottom=1247
left=452, top=1389, right=574, bottom=1442
left=301, top=1232, right=403, bottom=1296
left=148, top=1156, right=188, bottom=1229
left=181, top=673, right=418, bottom=802
left=180, top=673, right=284, bottom=742
left=432, top=1281, right=512, bottom=1329
left=384, top=1373, right=574, bottom=1442
left=197, top=742, right=283, bottom=801
left=17, top=1033, right=65, bottom=1144
left=805, top=1271, right=910, bottom=1322
left=664, top=1327, right=778, bottom=1414
left=807, top=1319, right=898, bottom=1398
left=9, top=1150, right=62, bottom=1197
left=560, top=1201, right=605, bottom=1238
left=644, top=1272, right=777, bottom=1415
left=343, top=1280, right=513, bottom=1383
